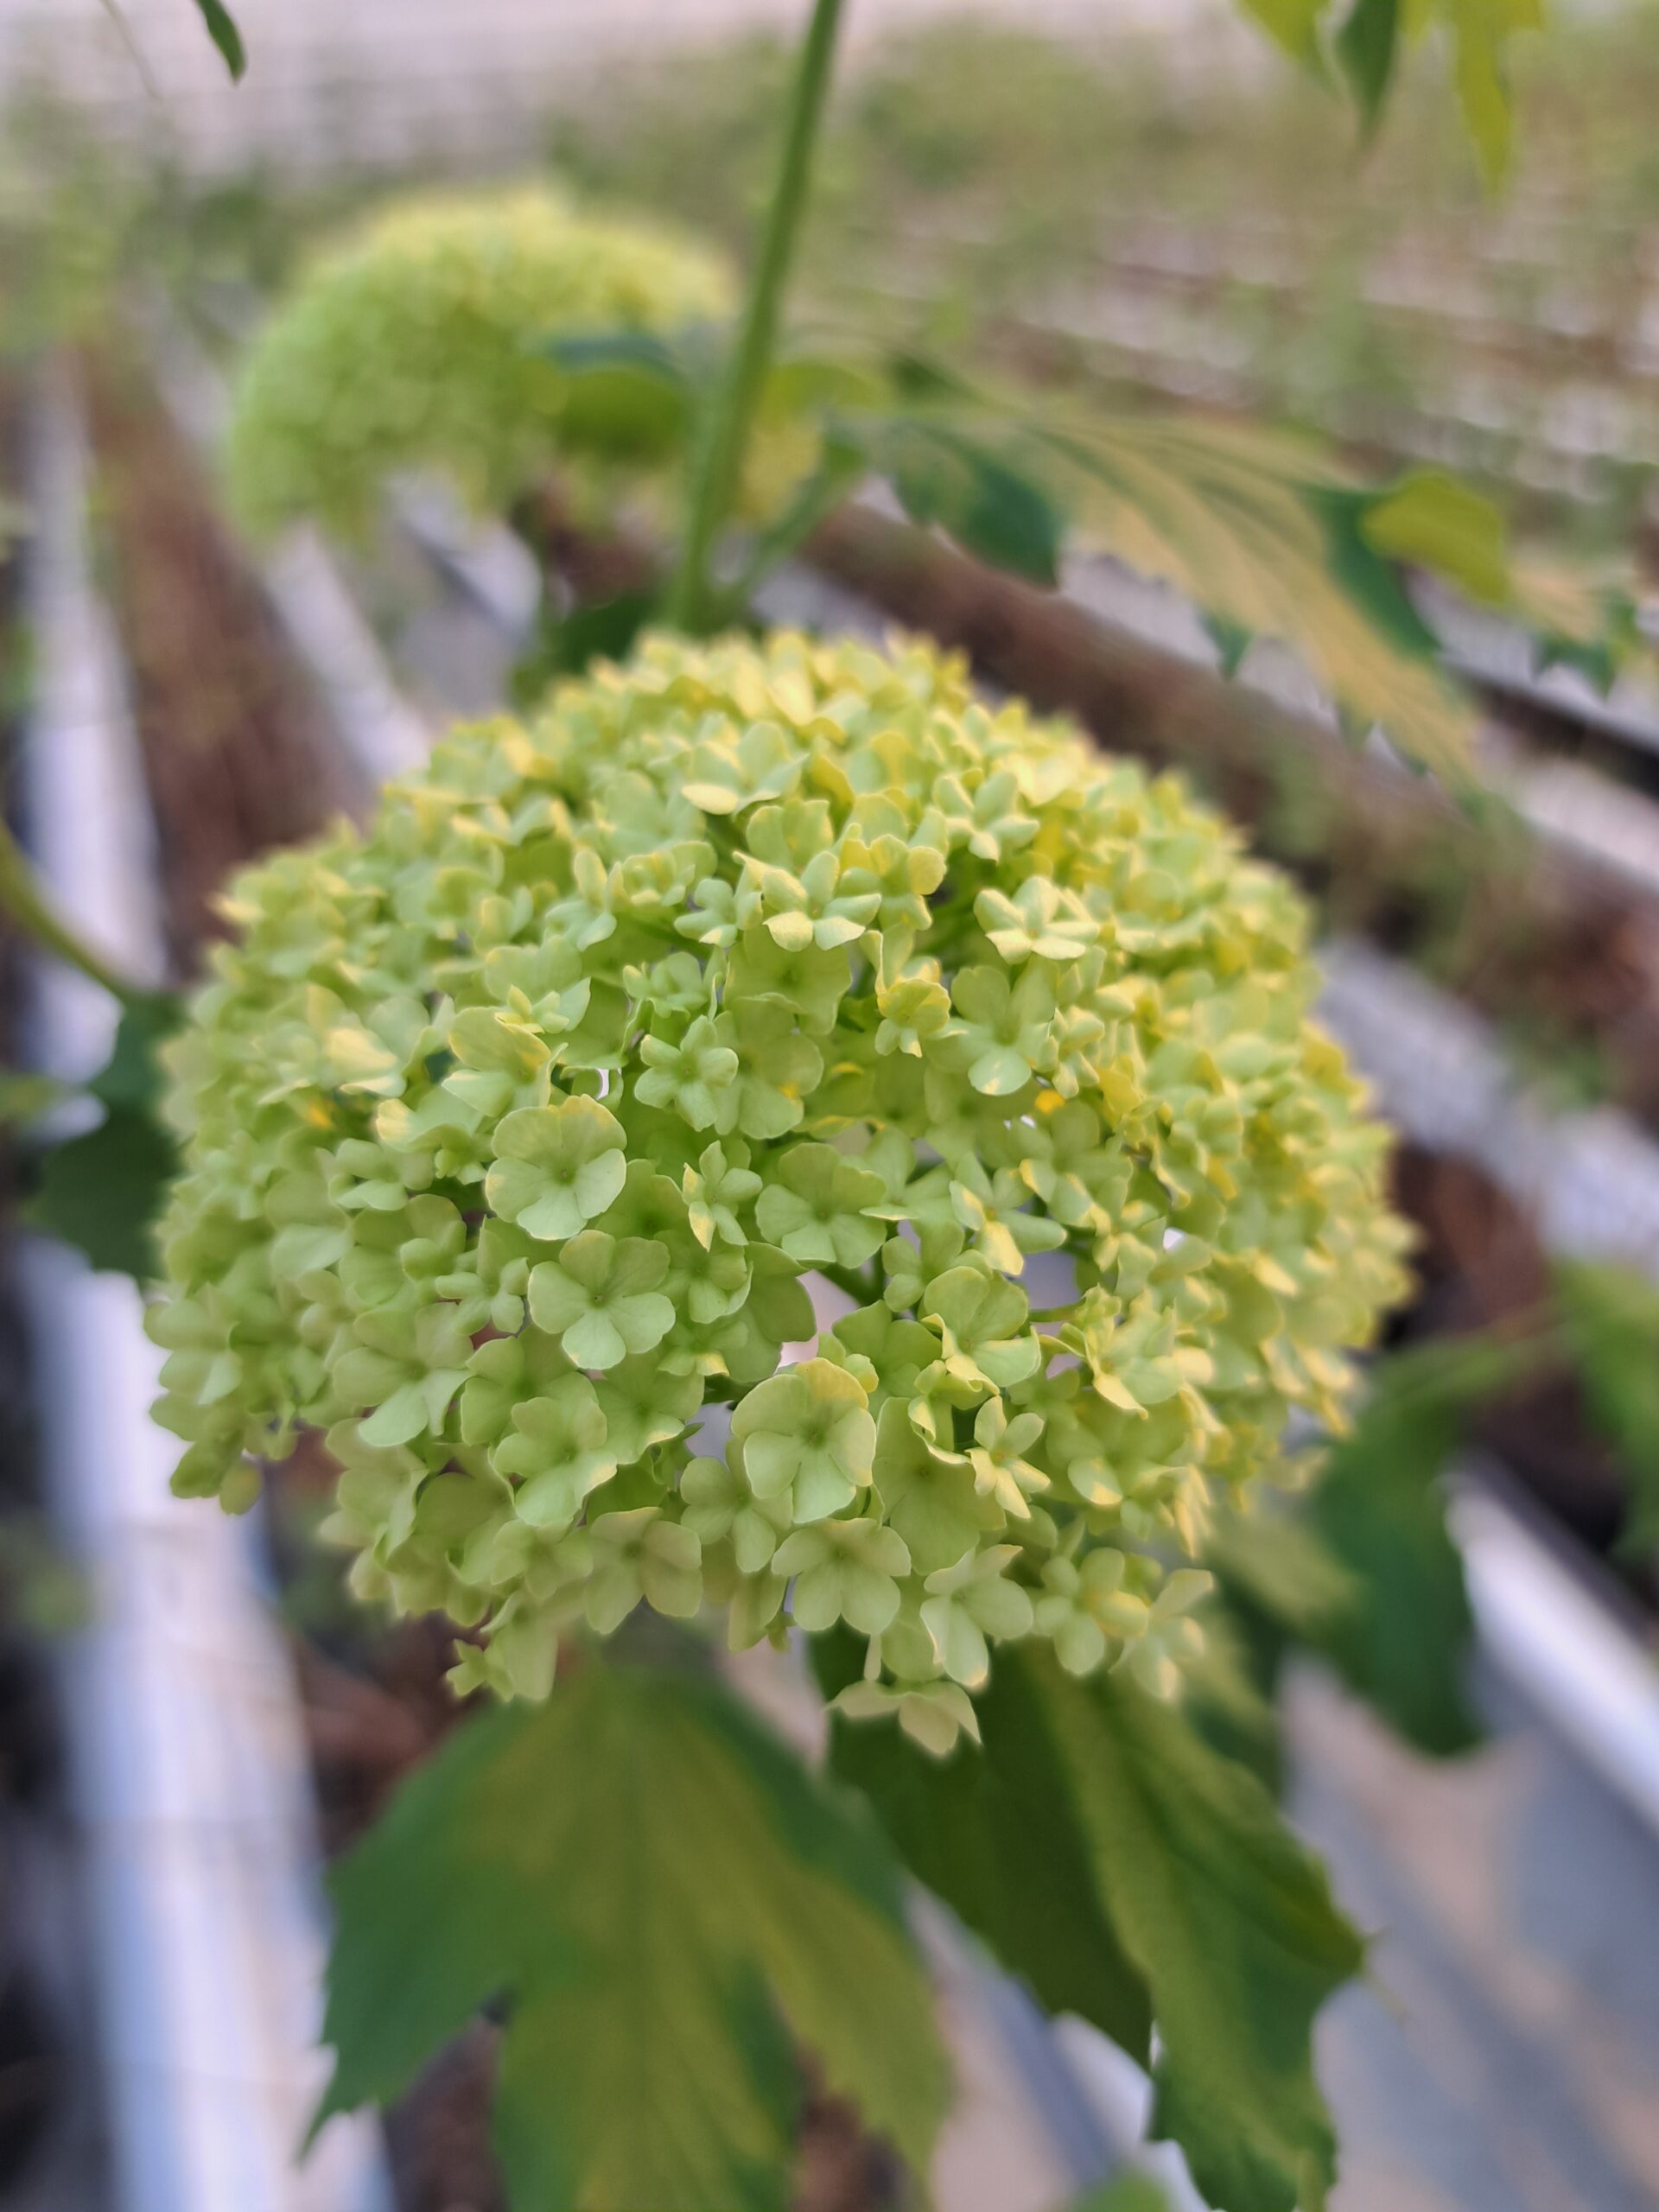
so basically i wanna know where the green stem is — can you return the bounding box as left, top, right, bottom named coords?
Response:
left=663, top=0, right=846, bottom=632
left=0, top=816, right=143, bottom=1005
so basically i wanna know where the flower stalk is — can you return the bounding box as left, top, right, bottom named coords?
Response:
left=664, top=0, right=847, bottom=631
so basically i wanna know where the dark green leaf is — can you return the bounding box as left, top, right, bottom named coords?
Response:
left=532, top=329, right=696, bottom=459
left=18, top=992, right=184, bottom=1277
left=534, top=327, right=694, bottom=387
left=824, top=1640, right=1363, bottom=2210
left=1307, top=485, right=1446, bottom=669
left=319, top=1662, right=949, bottom=2212
left=1068, top=2176, right=1172, bottom=2212
left=22, top=1104, right=178, bottom=1279
left=1335, top=0, right=1401, bottom=132
left=1554, top=1261, right=1659, bottom=1554
left=816, top=1626, right=1154, bottom=2067
left=841, top=416, right=1065, bottom=586
left=1299, top=1345, right=1506, bottom=1756
left=191, top=0, right=245, bottom=79
left=89, top=991, right=185, bottom=1113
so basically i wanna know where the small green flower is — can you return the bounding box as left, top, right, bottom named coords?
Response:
left=495, top=1373, right=617, bottom=1527
left=920, top=1266, right=1042, bottom=1393
left=728, top=927, right=850, bottom=1037
left=754, top=1143, right=887, bottom=1270
left=975, top=879, right=1100, bottom=964
left=635, top=1014, right=741, bottom=1131
left=967, top=1397, right=1050, bottom=1518
left=948, top=1158, right=1067, bottom=1277
left=594, top=1355, right=705, bottom=1465
left=871, top=1399, right=995, bottom=1574
left=486, top=1096, right=627, bottom=1243
left=681, top=1453, right=793, bottom=1574
left=581, top=1508, right=703, bottom=1633
left=1123, top=1567, right=1213, bottom=1699
left=920, top=1545, right=1034, bottom=1688
left=333, top=1304, right=474, bottom=1449
left=728, top=1357, right=876, bottom=1523
left=942, top=963, right=1058, bottom=1096
left=528, top=1231, right=675, bottom=1370
left=874, top=968, right=952, bottom=1058
left=682, top=1141, right=762, bottom=1249
left=772, top=1517, right=912, bottom=1635
left=458, top=1326, right=569, bottom=1448
left=832, top=1675, right=980, bottom=1758
left=1033, top=1547, right=1147, bottom=1676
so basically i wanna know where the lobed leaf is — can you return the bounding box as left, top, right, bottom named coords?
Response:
left=320, top=1662, right=950, bottom=2211
left=823, top=1637, right=1363, bottom=2211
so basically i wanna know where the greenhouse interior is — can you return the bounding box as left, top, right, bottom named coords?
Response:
left=3, top=1, right=1659, bottom=2208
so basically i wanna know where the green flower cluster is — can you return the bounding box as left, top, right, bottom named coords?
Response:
left=224, top=184, right=733, bottom=539
left=149, top=631, right=1408, bottom=1750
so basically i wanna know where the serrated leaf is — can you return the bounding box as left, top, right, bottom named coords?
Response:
left=1042, top=415, right=1478, bottom=781
left=1554, top=1261, right=1659, bottom=1554
left=319, top=1662, right=950, bottom=2212
left=823, top=1639, right=1363, bottom=2212
left=191, top=0, right=245, bottom=79
left=815, top=1627, right=1154, bottom=2066
left=1336, top=0, right=1402, bottom=129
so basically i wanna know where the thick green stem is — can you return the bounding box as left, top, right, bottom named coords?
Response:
left=664, top=0, right=846, bottom=632
left=0, top=815, right=142, bottom=1004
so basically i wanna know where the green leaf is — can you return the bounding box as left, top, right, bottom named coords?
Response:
left=816, top=1627, right=1154, bottom=2067
left=1554, top=1261, right=1659, bottom=1554
left=319, top=1662, right=950, bottom=2211
left=1359, top=469, right=1511, bottom=608
left=1445, top=0, right=1543, bottom=188
left=1039, top=415, right=1478, bottom=783
left=191, top=0, right=245, bottom=79
left=1236, top=0, right=1328, bottom=60
left=823, top=1639, right=1363, bottom=2211
left=23, top=1105, right=179, bottom=1279
left=20, top=995, right=186, bottom=1279
left=533, top=330, right=695, bottom=460
left=842, top=415, right=1065, bottom=587
left=1067, top=2177, right=1172, bottom=2212
left=1298, top=1340, right=1514, bottom=1756
left=1336, top=0, right=1402, bottom=130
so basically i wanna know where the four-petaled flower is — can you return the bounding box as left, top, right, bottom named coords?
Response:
left=486, top=1096, right=626, bottom=1243
left=495, top=1373, right=618, bottom=1527
left=920, top=1544, right=1035, bottom=1688
left=967, top=1396, right=1050, bottom=1518
left=729, top=1357, right=876, bottom=1523
left=754, top=1143, right=887, bottom=1269
left=772, top=1516, right=912, bottom=1635
left=942, top=963, right=1058, bottom=1096
left=920, top=1265, right=1042, bottom=1392
left=635, top=1015, right=741, bottom=1130
left=529, top=1231, right=675, bottom=1370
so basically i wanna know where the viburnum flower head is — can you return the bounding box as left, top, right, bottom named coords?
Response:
left=224, top=183, right=734, bottom=539
left=150, top=631, right=1408, bottom=1751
